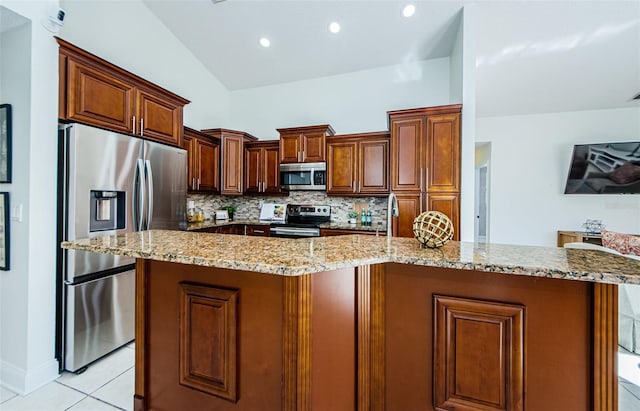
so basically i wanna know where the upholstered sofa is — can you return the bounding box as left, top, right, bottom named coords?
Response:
left=564, top=240, right=640, bottom=353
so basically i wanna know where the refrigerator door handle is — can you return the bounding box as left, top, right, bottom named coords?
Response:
left=145, top=159, right=154, bottom=230
left=135, top=159, right=146, bottom=231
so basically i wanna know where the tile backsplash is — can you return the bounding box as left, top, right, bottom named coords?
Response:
left=189, top=192, right=390, bottom=225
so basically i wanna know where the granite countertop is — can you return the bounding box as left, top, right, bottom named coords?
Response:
left=62, top=230, right=640, bottom=284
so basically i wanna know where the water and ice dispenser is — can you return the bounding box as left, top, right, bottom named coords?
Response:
left=89, top=190, right=125, bottom=232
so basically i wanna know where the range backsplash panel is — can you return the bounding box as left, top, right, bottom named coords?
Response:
left=189, top=192, right=389, bottom=225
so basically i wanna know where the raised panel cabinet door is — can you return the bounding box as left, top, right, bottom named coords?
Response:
left=136, top=89, right=183, bottom=147
left=302, top=132, right=326, bottom=162
left=197, top=139, right=219, bottom=192
left=279, top=133, right=301, bottom=163
left=392, top=193, right=421, bottom=238
left=426, top=192, right=460, bottom=241
left=66, top=58, right=135, bottom=133
left=244, top=146, right=262, bottom=194
left=263, top=144, right=282, bottom=194
left=182, top=133, right=196, bottom=192
left=390, top=117, right=424, bottom=192
left=359, top=139, right=389, bottom=194
left=221, top=134, right=243, bottom=195
left=426, top=113, right=460, bottom=192
left=327, top=141, right=357, bottom=195
left=433, top=295, right=524, bottom=411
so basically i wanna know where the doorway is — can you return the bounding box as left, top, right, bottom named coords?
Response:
left=474, top=143, right=491, bottom=244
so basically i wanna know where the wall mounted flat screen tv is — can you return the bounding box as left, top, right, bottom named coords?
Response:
left=565, top=142, right=640, bottom=194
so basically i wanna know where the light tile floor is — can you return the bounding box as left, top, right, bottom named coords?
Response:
left=0, top=342, right=134, bottom=411
left=2, top=342, right=640, bottom=410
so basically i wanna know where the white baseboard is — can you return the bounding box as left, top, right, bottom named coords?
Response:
left=0, top=358, right=59, bottom=395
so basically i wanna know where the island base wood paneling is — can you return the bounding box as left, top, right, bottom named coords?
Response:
left=381, top=263, right=601, bottom=411
left=134, top=258, right=618, bottom=411
left=135, top=260, right=356, bottom=411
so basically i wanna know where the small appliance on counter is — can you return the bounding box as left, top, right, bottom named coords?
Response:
left=215, top=209, right=229, bottom=220
left=269, top=204, right=330, bottom=238
left=259, top=203, right=287, bottom=222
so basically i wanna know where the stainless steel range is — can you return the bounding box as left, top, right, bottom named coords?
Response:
left=269, top=204, right=330, bottom=238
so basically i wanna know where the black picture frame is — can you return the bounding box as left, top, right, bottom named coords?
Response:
left=0, top=192, right=9, bottom=270
left=0, top=104, right=12, bottom=183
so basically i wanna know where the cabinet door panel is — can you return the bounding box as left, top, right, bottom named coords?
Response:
left=182, top=134, right=196, bottom=192
left=137, top=89, right=183, bottom=146
left=302, top=132, right=326, bottom=162
left=426, top=113, right=460, bottom=192
left=360, top=139, right=389, bottom=194
left=221, top=135, right=243, bottom=195
left=426, top=192, right=460, bottom=241
left=66, top=59, right=135, bottom=133
left=280, top=134, right=301, bottom=163
left=327, top=142, right=357, bottom=195
left=393, top=194, right=421, bottom=238
left=197, top=139, right=219, bottom=192
left=263, top=145, right=281, bottom=194
left=244, top=146, right=262, bottom=194
left=391, top=118, right=423, bottom=192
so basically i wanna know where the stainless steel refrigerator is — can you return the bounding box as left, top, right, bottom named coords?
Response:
left=56, top=123, right=186, bottom=372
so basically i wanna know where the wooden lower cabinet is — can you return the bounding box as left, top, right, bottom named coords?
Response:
left=135, top=260, right=616, bottom=411
left=392, top=192, right=460, bottom=240
left=393, top=193, right=421, bottom=238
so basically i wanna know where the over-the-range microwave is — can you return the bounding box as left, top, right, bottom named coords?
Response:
left=280, top=162, right=326, bottom=191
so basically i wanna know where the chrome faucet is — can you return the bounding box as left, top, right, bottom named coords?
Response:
left=387, top=192, right=399, bottom=237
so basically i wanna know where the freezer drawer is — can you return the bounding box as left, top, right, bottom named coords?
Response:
left=64, top=269, right=135, bottom=372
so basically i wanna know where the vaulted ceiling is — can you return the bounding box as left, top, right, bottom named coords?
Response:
left=142, top=0, right=639, bottom=117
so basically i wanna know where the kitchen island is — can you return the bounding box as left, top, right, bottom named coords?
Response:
left=62, top=230, right=640, bottom=411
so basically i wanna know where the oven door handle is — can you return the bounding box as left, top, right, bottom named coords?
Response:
left=270, top=227, right=319, bottom=237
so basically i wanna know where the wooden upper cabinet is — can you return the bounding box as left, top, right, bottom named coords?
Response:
left=388, top=105, right=462, bottom=237
left=360, top=138, right=389, bottom=194
left=136, top=88, right=184, bottom=146
left=202, top=129, right=257, bottom=196
left=301, top=131, right=326, bottom=163
left=279, top=133, right=301, bottom=163
left=326, top=131, right=389, bottom=196
left=263, top=144, right=282, bottom=194
left=57, top=38, right=189, bottom=147
left=244, top=141, right=283, bottom=195
left=196, top=138, right=220, bottom=192
left=65, top=58, right=136, bottom=134
left=327, top=141, right=357, bottom=194
left=426, top=113, right=461, bottom=192
left=390, top=117, right=423, bottom=192
left=244, top=145, right=262, bottom=194
left=277, top=125, right=335, bottom=163
left=183, top=127, right=219, bottom=193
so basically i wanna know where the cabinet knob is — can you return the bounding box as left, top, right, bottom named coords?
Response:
left=132, top=116, right=136, bottom=134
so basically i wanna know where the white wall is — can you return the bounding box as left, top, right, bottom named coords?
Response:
left=228, top=58, right=451, bottom=139
left=449, top=11, right=463, bottom=104
left=458, top=4, right=477, bottom=242
left=477, top=107, right=640, bottom=246
left=59, top=0, right=230, bottom=130
left=0, top=0, right=60, bottom=394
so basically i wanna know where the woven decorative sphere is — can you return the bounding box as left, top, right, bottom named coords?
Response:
left=412, top=211, right=454, bottom=248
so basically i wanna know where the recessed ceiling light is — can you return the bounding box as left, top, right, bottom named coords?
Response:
left=259, top=37, right=271, bottom=48
left=329, top=22, right=341, bottom=34
left=402, top=4, right=416, bottom=18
